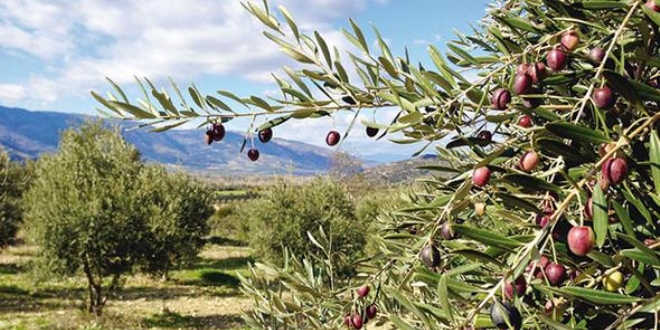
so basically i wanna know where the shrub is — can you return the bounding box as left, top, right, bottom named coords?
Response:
left=137, top=166, right=214, bottom=277
left=247, top=178, right=366, bottom=276
left=0, top=150, right=30, bottom=246
left=22, top=122, right=213, bottom=313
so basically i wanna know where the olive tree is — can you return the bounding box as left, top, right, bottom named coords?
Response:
left=138, top=165, right=214, bottom=278
left=93, top=0, right=660, bottom=328
left=0, top=149, right=30, bottom=247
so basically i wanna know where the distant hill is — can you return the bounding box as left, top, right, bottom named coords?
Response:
left=0, top=106, right=335, bottom=175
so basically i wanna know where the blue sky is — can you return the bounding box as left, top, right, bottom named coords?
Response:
left=0, top=0, right=492, bottom=161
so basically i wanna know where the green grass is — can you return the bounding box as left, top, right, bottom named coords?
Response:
left=0, top=244, right=252, bottom=330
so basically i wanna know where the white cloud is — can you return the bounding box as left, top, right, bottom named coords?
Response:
left=0, top=0, right=387, bottom=105
left=0, top=84, right=26, bottom=103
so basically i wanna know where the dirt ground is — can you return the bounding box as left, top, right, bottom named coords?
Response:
left=0, top=244, right=252, bottom=330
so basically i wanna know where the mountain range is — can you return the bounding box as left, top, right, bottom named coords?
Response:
left=0, top=105, right=337, bottom=175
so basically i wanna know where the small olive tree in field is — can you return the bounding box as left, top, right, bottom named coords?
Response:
left=246, top=179, right=367, bottom=277
left=23, top=122, right=213, bottom=314
left=138, top=165, right=214, bottom=278
left=23, top=122, right=147, bottom=314
left=94, top=0, right=660, bottom=329
left=0, top=150, right=30, bottom=247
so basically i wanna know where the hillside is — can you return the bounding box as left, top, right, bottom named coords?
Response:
left=0, top=106, right=334, bottom=175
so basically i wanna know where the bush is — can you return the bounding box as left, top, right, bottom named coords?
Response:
left=137, top=166, right=214, bottom=277
left=207, top=201, right=253, bottom=243
left=22, top=122, right=213, bottom=313
left=0, top=150, right=30, bottom=246
left=247, top=178, right=366, bottom=276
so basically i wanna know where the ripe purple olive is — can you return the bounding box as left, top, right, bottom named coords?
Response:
left=351, top=314, right=363, bottom=329
left=421, top=245, right=441, bottom=268
left=490, top=301, right=522, bottom=330
left=517, top=63, right=546, bottom=83
left=602, top=157, right=628, bottom=185
left=247, top=148, right=260, bottom=162
left=504, top=276, right=527, bottom=299
left=593, top=87, right=616, bottom=109
left=568, top=226, right=595, bottom=256
left=344, top=315, right=351, bottom=327
left=366, top=304, right=378, bottom=319
left=547, top=48, right=567, bottom=71
left=258, top=128, right=273, bottom=143
left=357, top=285, right=370, bottom=298
left=589, top=48, right=606, bottom=64
left=472, top=167, right=491, bottom=187
left=518, top=115, right=532, bottom=128
left=477, top=130, right=493, bottom=141
left=366, top=126, right=379, bottom=138
left=440, top=222, right=458, bottom=240
left=212, top=123, right=225, bottom=142
left=519, top=151, right=540, bottom=172
left=545, top=263, right=567, bottom=286
left=531, top=62, right=548, bottom=83
left=518, top=114, right=533, bottom=126
left=646, top=0, right=660, bottom=12
left=326, top=130, right=341, bottom=146
left=513, top=73, right=533, bottom=95
left=490, top=88, right=512, bottom=110
left=584, top=197, right=593, bottom=220
left=205, top=130, right=215, bottom=145
left=536, top=213, right=551, bottom=228
left=560, top=31, right=580, bottom=52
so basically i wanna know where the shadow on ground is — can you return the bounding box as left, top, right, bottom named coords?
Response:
left=143, top=312, right=244, bottom=329
left=204, top=236, right=248, bottom=247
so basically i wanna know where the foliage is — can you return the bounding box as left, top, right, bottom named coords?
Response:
left=137, top=165, right=214, bottom=277
left=0, top=149, right=30, bottom=247
left=245, top=178, right=367, bottom=277
left=23, top=122, right=147, bottom=314
left=208, top=201, right=254, bottom=243
left=94, top=0, right=660, bottom=329
left=22, top=122, right=214, bottom=314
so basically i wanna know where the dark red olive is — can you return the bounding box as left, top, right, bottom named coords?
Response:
left=440, top=222, right=458, bottom=240
left=205, top=130, right=215, bottom=145
left=247, top=148, right=260, bottom=161
left=366, top=304, right=377, bottom=319
left=602, top=157, right=628, bottom=185
left=560, top=31, right=579, bottom=52
left=513, top=73, right=533, bottom=95
left=584, top=197, right=593, bottom=220
left=589, top=48, right=606, bottom=64
left=357, top=285, right=370, bottom=298
left=472, top=167, right=491, bottom=187
left=547, top=48, right=567, bottom=71
left=212, top=123, right=225, bottom=142
left=366, top=126, right=379, bottom=137
left=477, top=130, right=493, bottom=141
left=568, top=226, right=595, bottom=256
left=518, top=115, right=532, bottom=127
left=593, top=87, right=616, bottom=109
left=326, top=130, right=341, bottom=146
left=545, top=263, right=567, bottom=286
left=504, top=276, right=527, bottom=299
left=258, top=128, right=273, bottom=143
left=351, top=314, right=363, bottom=329
left=421, top=245, right=441, bottom=268
left=646, top=0, right=660, bottom=12
left=490, top=88, right=512, bottom=110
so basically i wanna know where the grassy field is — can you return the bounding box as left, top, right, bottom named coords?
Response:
left=0, top=243, right=252, bottom=330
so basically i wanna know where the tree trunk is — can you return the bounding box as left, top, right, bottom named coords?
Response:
left=82, top=256, right=104, bottom=315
